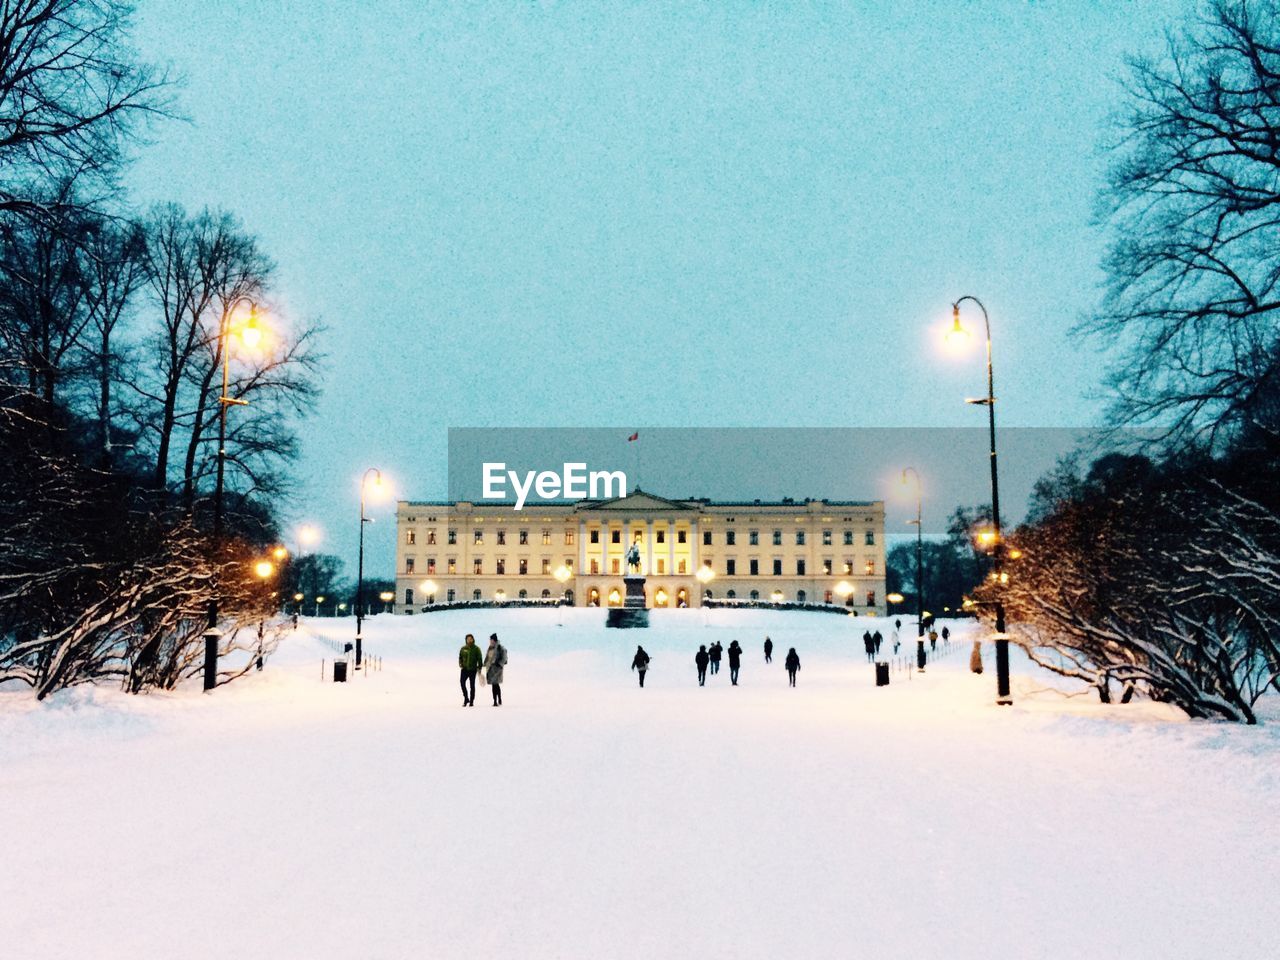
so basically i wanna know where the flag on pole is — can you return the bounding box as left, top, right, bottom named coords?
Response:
left=627, top=431, right=639, bottom=442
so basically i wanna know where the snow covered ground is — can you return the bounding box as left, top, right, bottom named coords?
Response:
left=3, top=608, right=1277, bottom=959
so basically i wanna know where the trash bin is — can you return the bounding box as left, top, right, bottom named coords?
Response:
left=875, top=661, right=890, bottom=687
left=333, top=660, right=348, bottom=683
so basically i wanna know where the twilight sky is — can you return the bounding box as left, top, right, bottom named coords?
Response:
left=126, top=0, right=1187, bottom=576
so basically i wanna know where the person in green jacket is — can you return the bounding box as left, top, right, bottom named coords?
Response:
left=459, top=634, right=483, bottom=706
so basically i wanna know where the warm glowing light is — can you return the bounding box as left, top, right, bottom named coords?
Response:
left=554, top=565, right=572, bottom=584
left=297, top=524, right=321, bottom=547
left=1008, top=548, right=1024, bottom=560
left=238, top=308, right=263, bottom=349
left=495, top=590, right=506, bottom=601
left=771, top=590, right=783, bottom=603
left=379, top=591, right=394, bottom=602
left=420, top=579, right=437, bottom=595
left=655, top=588, right=668, bottom=605
left=293, top=592, right=304, bottom=602
left=945, top=304, right=972, bottom=351
left=608, top=588, right=622, bottom=606
left=338, top=602, right=347, bottom=610
left=316, top=595, right=326, bottom=604
left=253, top=560, right=275, bottom=579
left=695, top=564, right=716, bottom=584
left=886, top=592, right=905, bottom=604
left=272, top=546, right=288, bottom=561
left=834, top=580, right=853, bottom=597
left=976, top=529, right=998, bottom=546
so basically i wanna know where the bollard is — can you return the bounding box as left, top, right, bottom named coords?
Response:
left=321, top=658, right=325, bottom=681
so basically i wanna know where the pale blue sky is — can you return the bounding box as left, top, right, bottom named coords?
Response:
left=126, top=0, right=1187, bottom=574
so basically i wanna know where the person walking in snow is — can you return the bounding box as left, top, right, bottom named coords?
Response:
left=709, top=641, right=723, bottom=675
left=784, top=648, right=800, bottom=687
left=895, top=618, right=902, bottom=631
left=872, top=629, right=883, bottom=656
left=727, top=640, right=743, bottom=686
left=929, top=628, right=938, bottom=653
left=695, top=645, right=710, bottom=686
left=862, top=631, right=874, bottom=663
left=483, top=633, right=508, bottom=706
left=458, top=634, right=483, bottom=707
left=763, top=636, right=773, bottom=663
left=631, top=645, right=651, bottom=687
left=941, top=625, right=950, bottom=643
left=890, top=625, right=900, bottom=656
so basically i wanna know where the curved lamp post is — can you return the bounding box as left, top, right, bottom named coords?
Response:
left=203, top=298, right=264, bottom=693
left=355, top=467, right=383, bottom=669
left=554, top=565, right=572, bottom=626
left=902, top=467, right=926, bottom=672
left=949, top=296, right=1010, bottom=705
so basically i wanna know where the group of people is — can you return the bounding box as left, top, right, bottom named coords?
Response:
left=459, top=623, right=954, bottom=704
left=457, top=633, right=508, bottom=707
left=629, top=635, right=801, bottom=688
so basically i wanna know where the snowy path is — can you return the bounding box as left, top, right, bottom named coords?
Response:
left=3, top=609, right=1277, bottom=959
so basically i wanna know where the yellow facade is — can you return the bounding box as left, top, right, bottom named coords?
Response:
left=394, top=490, right=886, bottom=614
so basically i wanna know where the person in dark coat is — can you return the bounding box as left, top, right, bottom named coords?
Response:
left=483, top=633, right=508, bottom=706
left=727, top=640, right=743, bottom=685
left=941, top=625, right=950, bottom=643
left=631, top=646, right=651, bottom=687
left=763, top=636, right=773, bottom=663
left=695, top=645, right=710, bottom=686
left=709, top=641, right=723, bottom=674
left=872, top=629, right=883, bottom=655
left=784, top=648, right=800, bottom=687
left=458, top=633, right=482, bottom=707
left=895, top=618, right=902, bottom=631
left=862, top=631, right=875, bottom=663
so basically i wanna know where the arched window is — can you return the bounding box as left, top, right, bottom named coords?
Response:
left=564, top=589, right=575, bottom=604
left=588, top=588, right=600, bottom=607
left=518, top=589, right=528, bottom=599
left=472, top=589, right=482, bottom=601
left=541, top=589, right=550, bottom=598
left=797, top=590, right=807, bottom=603
left=727, top=589, right=736, bottom=599
left=750, top=590, right=760, bottom=601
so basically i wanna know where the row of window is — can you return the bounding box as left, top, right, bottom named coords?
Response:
left=404, top=556, right=875, bottom=576
left=405, top=527, right=877, bottom=547
left=406, top=529, right=578, bottom=547
left=400, top=587, right=878, bottom=607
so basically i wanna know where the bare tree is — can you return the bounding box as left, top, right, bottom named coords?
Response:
left=0, top=0, right=169, bottom=218
left=1091, top=0, right=1280, bottom=444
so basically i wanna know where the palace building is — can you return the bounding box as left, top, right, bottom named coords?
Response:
left=393, top=490, right=886, bottom=615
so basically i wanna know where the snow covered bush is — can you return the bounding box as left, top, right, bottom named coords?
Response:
left=983, top=453, right=1280, bottom=723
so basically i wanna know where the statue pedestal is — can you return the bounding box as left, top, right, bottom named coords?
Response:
left=605, top=575, right=650, bottom=628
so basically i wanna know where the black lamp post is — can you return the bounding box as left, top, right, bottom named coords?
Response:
left=355, top=467, right=382, bottom=669
left=949, top=295, right=1011, bottom=705
left=203, top=297, right=261, bottom=692
left=902, top=467, right=926, bottom=672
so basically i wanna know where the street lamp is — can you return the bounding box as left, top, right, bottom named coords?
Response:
left=203, top=297, right=265, bottom=693
left=949, top=295, right=1010, bottom=704
left=695, top=563, right=715, bottom=619
left=356, top=467, right=384, bottom=670
left=379, top=590, right=394, bottom=614
left=902, top=467, right=926, bottom=671
left=315, top=594, right=325, bottom=617
left=554, top=565, right=571, bottom=626
left=420, top=579, right=438, bottom=606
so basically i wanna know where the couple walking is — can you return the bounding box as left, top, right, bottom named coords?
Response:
left=458, top=633, right=508, bottom=707
left=695, top=640, right=744, bottom=685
